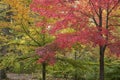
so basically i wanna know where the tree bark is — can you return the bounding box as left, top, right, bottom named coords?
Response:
left=99, top=46, right=106, bottom=80
left=73, top=51, right=78, bottom=80
left=42, top=63, right=46, bottom=80
left=0, top=69, right=7, bottom=79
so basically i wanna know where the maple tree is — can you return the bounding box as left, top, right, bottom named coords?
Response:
left=30, top=0, right=120, bottom=80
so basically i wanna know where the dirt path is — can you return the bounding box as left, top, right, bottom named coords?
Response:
left=7, top=73, right=37, bottom=80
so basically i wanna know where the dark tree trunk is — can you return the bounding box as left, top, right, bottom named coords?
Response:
left=42, top=63, right=46, bottom=80
left=73, top=51, right=78, bottom=80
left=74, top=73, right=78, bottom=80
left=0, top=69, right=7, bottom=79
left=99, top=46, right=106, bottom=80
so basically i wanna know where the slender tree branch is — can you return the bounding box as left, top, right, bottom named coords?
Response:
left=92, top=16, right=99, bottom=26
left=89, top=0, right=99, bottom=17
left=21, top=25, right=41, bottom=46
left=108, top=1, right=120, bottom=14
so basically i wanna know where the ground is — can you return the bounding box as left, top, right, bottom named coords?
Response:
left=7, top=73, right=67, bottom=80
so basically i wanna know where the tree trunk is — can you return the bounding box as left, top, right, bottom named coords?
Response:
left=42, top=63, right=46, bottom=80
left=74, top=51, right=78, bottom=80
left=0, top=69, right=7, bottom=79
left=74, top=73, right=78, bottom=80
left=99, top=46, right=106, bottom=80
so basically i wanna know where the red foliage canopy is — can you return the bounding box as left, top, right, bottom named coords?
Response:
left=30, top=0, right=120, bottom=64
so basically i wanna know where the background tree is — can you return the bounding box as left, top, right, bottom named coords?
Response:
left=0, top=1, right=13, bottom=79
left=0, top=0, right=37, bottom=79
left=0, top=0, right=56, bottom=80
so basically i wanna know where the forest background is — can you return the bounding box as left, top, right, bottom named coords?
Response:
left=0, top=0, right=120, bottom=80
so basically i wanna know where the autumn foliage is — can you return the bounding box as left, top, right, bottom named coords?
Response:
left=30, top=0, right=120, bottom=65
